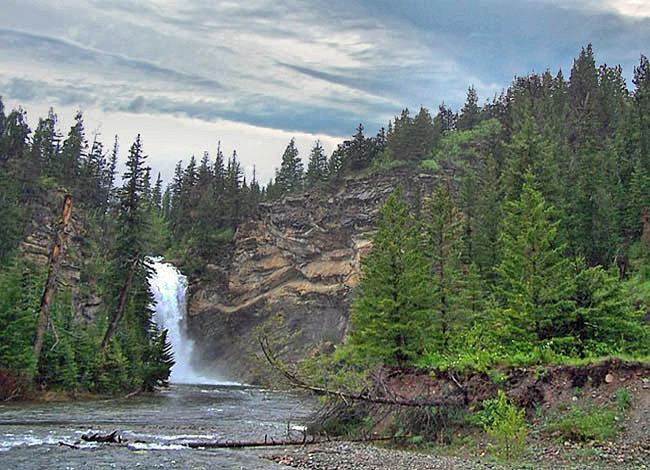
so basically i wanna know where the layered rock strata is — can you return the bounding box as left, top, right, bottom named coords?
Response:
left=187, top=167, right=441, bottom=383
left=19, top=188, right=102, bottom=321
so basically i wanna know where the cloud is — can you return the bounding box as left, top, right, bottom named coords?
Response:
left=537, top=0, right=650, bottom=19
left=1, top=0, right=649, bottom=182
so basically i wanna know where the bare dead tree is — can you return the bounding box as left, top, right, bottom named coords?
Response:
left=258, top=336, right=464, bottom=408
left=33, top=194, right=72, bottom=374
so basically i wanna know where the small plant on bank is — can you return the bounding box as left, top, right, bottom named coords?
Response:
left=473, top=390, right=527, bottom=459
left=546, top=405, right=619, bottom=442
left=615, top=387, right=632, bottom=411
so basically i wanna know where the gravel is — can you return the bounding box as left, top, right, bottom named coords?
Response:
left=262, top=442, right=508, bottom=470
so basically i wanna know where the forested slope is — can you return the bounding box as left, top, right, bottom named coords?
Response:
left=1, top=44, right=649, bottom=397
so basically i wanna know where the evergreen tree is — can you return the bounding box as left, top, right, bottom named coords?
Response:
left=31, top=108, right=60, bottom=179
left=327, top=145, right=346, bottom=182
left=494, top=175, right=575, bottom=352
left=59, top=111, right=87, bottom=188
left=347, top=124, right=372, bottom=170
left=275, top=138, right=303, bottom=194
left=102, top=135, right=151, bottom=349
left=305, top=140, right=328, bottom=186
left=633, top=54, right=650, bottom=168
left=424, top=183, right=465, bottom=349
left=434, top=103, right=457, bottom=136
left=151, top=172, right=163, bottom=214
left=349, top=191, right=428, bottom=365
left=457, top=85, right=481, bottom=131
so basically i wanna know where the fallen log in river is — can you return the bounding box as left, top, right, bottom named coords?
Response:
left=60, top=430, right=394, bottom=450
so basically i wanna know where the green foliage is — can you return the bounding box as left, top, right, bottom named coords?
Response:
left=420, top=159, right=439, bottom=171
left=370, top=150, right=413, bottom=171
left=349, top=190, right=429, bottom=366
left=0, top=260, right=42, bottom=376
left=473, top=390, right=527, bottom=459
left=546, top=406, right=619, bottom=442
left=494, top=174, right=576, bottom=353
left=615, top=387, right=632, bottom=411
left=275, top=138, right=303, bottom=195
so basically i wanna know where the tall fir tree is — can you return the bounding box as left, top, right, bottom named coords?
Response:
left=349, top=191, right=428, bottom=365
left=305, top=140, right=328, bottom=186
left=275, top=138, right=303, bottom=195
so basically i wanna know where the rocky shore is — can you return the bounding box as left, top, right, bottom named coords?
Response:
left=261, top=440, right=649, bottom=470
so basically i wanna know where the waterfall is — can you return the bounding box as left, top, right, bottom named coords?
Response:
left=148, top=258, right=212, bottom=384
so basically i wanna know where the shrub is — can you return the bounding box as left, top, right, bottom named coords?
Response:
left=474, top=390, right=527, bottom=459
left=615, top=387, right=632, bottom=411
left=420, top=159, right=440, bottom=171
left=546, top=406, right=619, bottom=442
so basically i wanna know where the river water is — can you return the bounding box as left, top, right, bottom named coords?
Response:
left=0, top=261, right=315, bottom=468
left=0, top=383, right=315, bottom=469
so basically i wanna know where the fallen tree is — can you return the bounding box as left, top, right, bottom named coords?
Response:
left=258, top=336, right=466, bottom=407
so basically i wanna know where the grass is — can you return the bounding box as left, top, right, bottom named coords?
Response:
left=420, top=159, right=440, bottom=171
left=615, top=387, right=632, bottom=411
left=545, top=405, right=620, bottom=442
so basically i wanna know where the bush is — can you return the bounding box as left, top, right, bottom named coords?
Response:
left=473, top=390, right=527, bottom=459
left=546, top=406, right=619, bottom=442
left=615, top=387, right=632, bottom=411
left=420, top=159, right=440, bottom=171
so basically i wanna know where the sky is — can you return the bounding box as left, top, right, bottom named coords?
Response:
left=1, top=0, right=649, bottom=184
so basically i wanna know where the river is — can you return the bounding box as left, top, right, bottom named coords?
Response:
left=0, top=260, right=316, bottom=469
left=0, top=383, right=315, bottom=469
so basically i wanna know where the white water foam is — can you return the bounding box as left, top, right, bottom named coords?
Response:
left=128, top=442, right=187, bottom=451
left=149, top=258, right=235, bottom=385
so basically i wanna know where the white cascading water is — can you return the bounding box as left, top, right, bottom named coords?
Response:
left=148, top=258, right=213, bottom=384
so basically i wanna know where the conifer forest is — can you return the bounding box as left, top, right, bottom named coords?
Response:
left=1, top=45, right=649, bottom=399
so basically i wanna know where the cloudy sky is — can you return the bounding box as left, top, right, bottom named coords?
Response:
left=1, top=0, right=649, bottom=184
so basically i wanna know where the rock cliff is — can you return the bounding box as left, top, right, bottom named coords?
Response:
left=19, top=188, right=102, bottom=321
left=186, top=167, right=441, bottom=383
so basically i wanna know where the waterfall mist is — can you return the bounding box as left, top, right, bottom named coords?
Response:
left=149, top=258, right=230, bottom=384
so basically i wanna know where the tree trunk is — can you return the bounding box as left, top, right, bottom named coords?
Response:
left=100, top=261, right=137, bottom=350
left=32, top=194, right=72, bottom=374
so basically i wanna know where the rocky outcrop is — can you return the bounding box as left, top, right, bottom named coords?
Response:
left=186, top=167, right=441, bottom=383
left=19, top=188, right=103, bottom=321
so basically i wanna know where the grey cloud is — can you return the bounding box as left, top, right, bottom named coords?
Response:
left=0, top=29, right=227, bottom=93
left=2, top=0, right=649, bottom=142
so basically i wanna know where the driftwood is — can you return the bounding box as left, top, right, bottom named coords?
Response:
left=258, top=337, right=464, bottom=408
left=59, top=432, right=393, bottom=450
left=58, top=441, right=80, bottom=449
left=184, top=435, right=393, bottom=449
left=81, top=430, right=123, bottom=443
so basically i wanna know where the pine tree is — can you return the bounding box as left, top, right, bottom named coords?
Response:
left=223, top=150, right=243, bottom=227
left=305, top=140, right=328, bottom=186
left=151, top=172, right=163, bottom=214
left=327, top=145, right=346, bottom=182
left=424, top=183, right=465, bottom=349
left=275, top=138, right=303, bottom=194
left=434, top=103, right=457, bottom=136
left=457, top=85, right=481, bottom=131
left=411, top=107, right=439, bottom=161
left=59, top=111, right=87, bottom=189
left=349, top=191, right=428, bottom=365
left=633, top=54, right=650, bottom=169
left=101, top=135, right=151, bottom=349
left=31, top=108, right=60, bottom=179
left=494, top=175, right=575, bottom=351
left=347, top=124, right=371, bottom=170
left=574, top=263, right=648, bottom=356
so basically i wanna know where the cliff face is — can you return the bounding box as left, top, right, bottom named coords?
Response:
left=186, top=167, right=440, bottom=383
left=19, top=188, right=102, bottom=321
